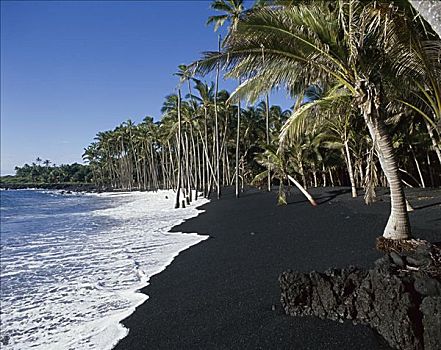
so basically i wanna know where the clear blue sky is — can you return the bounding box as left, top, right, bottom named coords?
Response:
left=1, top=0, right=292, bottom=175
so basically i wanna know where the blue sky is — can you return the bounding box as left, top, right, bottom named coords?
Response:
left=1, top=0, right=292, bottom=175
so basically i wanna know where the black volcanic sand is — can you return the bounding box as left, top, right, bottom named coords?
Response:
left=115, top=187, right=441, bottom=350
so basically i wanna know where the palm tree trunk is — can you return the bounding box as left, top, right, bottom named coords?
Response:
left=175, top=88, right=182, bottom=209
left=328, top=168, right=335, bottom=187
left=427, top=151, right=435, bottom=187
left=197, top=128, right=218, bottom=193
left=214, top=35, right=221, bottom=199
left=196, top=139, right=202, bottom=197
left=235, top=90, right=241, bottom=197
left=167, top=141, right=176, bottom=189
left=425, top=120, right=441, bottom=166
left=409, top=143, right=425, bottom=188
left=262, top=46, right=271, bottom=192
left=299, top=156, right=307, bottom=189
left=343, top=141, right=357, bottom=198
left=204, top=107, right=210, bottom=197
left=358, top=161, right=365, bottom=187
left=287, top=175, right=317, bottom=207
left=312, top=164, right=318, bottom=187
left=150, top=143, right=159, bottom=190
left=361, top=87, right=411, bottom=240
left=184, top=132, right=191, bottom=204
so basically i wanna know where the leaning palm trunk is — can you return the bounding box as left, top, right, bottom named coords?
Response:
left=287, top=175, right=317, bottom=207
left=409, top=143, right=426, bottom=188
left=359, top=84, right=411, bottom=240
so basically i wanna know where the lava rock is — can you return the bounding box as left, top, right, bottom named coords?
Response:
left=280, top=245, right=441, bottom=350
left=414, top=277, right=441, bottom=296
left=390, top=251, right=405, bottom=267
left=420, top=297, right=441, bottom=350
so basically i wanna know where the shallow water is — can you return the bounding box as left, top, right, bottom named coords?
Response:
left=0, top=189, right=208, bottom=349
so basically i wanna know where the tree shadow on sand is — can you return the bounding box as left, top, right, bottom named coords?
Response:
left=412, top=202, right=441, bottom=210
left=287, top=188, right=351, bottom=205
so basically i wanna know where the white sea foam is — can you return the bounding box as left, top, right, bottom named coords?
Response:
left=0, top=190, right=209, bottom=349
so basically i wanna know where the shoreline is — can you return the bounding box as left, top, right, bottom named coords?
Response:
left=0, top=189, right=210, bottom=349
left=114, top=186, right=440, bottom=349
left=0, top=182, right=103, bottom=192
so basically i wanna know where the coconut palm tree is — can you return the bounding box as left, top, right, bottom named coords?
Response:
left=43, top=159, right=51, bottom=168
left=207, top=0, right=245, bottom=198
left=207, top=0, right=244, bottom=33
left=253, top=145, right=317, bottom=206
left=409, top=1, right=441, bottom=38
left=195, top=0, right=437, bottom=240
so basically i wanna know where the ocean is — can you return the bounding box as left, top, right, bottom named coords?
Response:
left=0, top=189, right=209, bottom=349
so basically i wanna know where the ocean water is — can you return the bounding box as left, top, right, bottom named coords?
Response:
left=0, top=189, right=209, bottom=349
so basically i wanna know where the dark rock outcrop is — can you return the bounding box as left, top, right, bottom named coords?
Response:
left=280, top=243, right=441, bottom=350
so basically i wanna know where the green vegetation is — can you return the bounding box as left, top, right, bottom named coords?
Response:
left=80, top=1, right=439, bottom=240
left=1, top=160, right=93, bottom=185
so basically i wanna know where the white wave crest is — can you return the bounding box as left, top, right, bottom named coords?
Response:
left=0, top=190, right=209, bottom=349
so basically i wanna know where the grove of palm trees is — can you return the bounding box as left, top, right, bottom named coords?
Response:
left=82, top=2, right=441, bottom=349
left=84, top=0, right=440, bottom=242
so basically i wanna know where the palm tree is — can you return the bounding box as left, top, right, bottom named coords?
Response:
left=408, top=1, right=441, bottom=38
left=253, top=145, right=317, bottom=206
left=175, top=88, right=183, bottom=208
left=207, top=0, right=244, bottom=33
left=195, top=1, right=436, bottom=240
left=207, top=0, right=245, bottom=198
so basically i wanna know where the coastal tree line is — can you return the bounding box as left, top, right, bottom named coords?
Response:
left=5, top=160, right=93, bottom=184
left=80, top=0, right=441, bottom=241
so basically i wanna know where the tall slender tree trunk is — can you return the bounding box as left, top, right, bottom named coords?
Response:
left=299, top=155, right=307, bottom=188
left=425, top=120, right=441, bottom=166
left=360, top=83, right=411, bottom=239
left=175, top=88, right=182, bottom=209
left=343, top=140, right=358, bottom=198
left=167, top=141, right=176, bottom=189
left=198, top=128, right=217, bottom=194
left=328, top=168, right=335, bottom=187
left=358, top=160, right=365, bottom=187
left=204, top=107, right=210, bottom=197
left=214, top=35, right=221, bottom=199
left=409, top=143, right=425, bottom=188
left=312, top=164, right=318, bottom=187
left=184, top=132, right=191, bottom=204
left=196, top=140, right=202, bottom=197
left=262, top=46, right=271, bottom=192
left=150, top=143, right=159, bottom=190
left=235, top=99, right=241, bottom=197
left=427, top=151, right=435, bottom=187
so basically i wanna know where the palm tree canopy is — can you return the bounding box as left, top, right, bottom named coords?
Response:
left=196, top=0, right=437, bottom=106
left=409, top=0, right=441, bottom=38
left=207, top=0, right=245, bottom=32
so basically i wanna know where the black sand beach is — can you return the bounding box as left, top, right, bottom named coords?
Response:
left=115, top=187, right=440, bottom=350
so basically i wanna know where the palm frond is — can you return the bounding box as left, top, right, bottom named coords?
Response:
left=279, top=85, right=351, bottom=149
left=207, top=14, right=229, bottom=31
